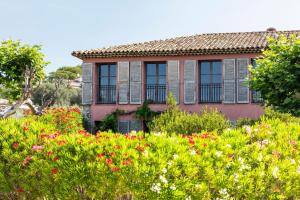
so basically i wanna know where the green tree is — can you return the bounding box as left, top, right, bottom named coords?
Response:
left=0, top=39, right=48, bottom=117
left=250, top=34, right=300, bottom=116
left=48, top=65, right=81, bottom=87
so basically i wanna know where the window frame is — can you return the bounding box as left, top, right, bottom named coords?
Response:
left=198, top=60, right=223, bottom=103
left=97, top=63, right=117, bottom=104
left=145, top=62, right=167, bottom=104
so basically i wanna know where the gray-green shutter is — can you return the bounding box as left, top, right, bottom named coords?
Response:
left=184, top=60, right=196, bottom=104
left=237, top=58, right=250, bottom=103
left=82, top=63, right=93, bottom=105
left=130, top=61, right=142, bottom=104
left=223, top=59, right=235, bottom=103
left=118, top=61, right=129, bottom=104
left=167, top=60, right=180, bottom=103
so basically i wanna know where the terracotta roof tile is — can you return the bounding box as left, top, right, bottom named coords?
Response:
left=72, top=30, right=300, bottom=59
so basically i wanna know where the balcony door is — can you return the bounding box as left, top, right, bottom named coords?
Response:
left=145, top=62, right=166, bottom=104
left=199, top=61, right=222, bottom=103
left=98, top=63, right=116, bottom=104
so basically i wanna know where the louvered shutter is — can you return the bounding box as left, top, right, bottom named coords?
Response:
left=118, top=61, right=129, bottom=104
left=184, top=60, right=196, bottom=104
left=223, top=59, right=235, bottom=103
left=237, top=58, right=250, bottom=103
left=118, top=121, right=129, bottom=134
left=167, top=60, right=180, bottom=103
left=130, top=120, right=142, bottom=131
left=130, top=61, right=142, bottom=104
left=82, top=63, right=93, bottom=105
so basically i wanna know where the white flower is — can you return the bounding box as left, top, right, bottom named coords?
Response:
left=272, top=166, right=279, bottom=178
left=167, top=161, right=173, bottom=166
left=266, top=131, right=272, bottom=135
left=185, top=196, right=192, bottom=200
left=143, top=150, right=149, bottom=157
left=297, top=166, right=300, bottom=174
left=291, top=159, right=296, bottom=165
left=254, top=128, right=259, bottom=132
left=173, top=154, right=179, bottom=159
left=258, top=153, right=263, bottom=161
left=233, top=173, right=239, bottom=182
left=219, top=188, right=230, bottom=199
left=170, top=184, right=176, bottom=191
left=151, top=183, right=161, bottom=193
left=130, top=130, right=137, bottom=135
left=159, top=175, right=168, bottom=184
left=162, top=168, right=167, bottom=174
left=262, top=140, right=269, bottom=145
left=226, top=144, right=231, bottom=148
left=153, top=132, right=162, bottom=136
left=243, top=125, right=251, bottom=134
left=190, top=149, right=196, bottom=156
left=215, top=151, right=223, bottom=157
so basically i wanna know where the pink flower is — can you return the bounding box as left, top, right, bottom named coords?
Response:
left=32, top=145, right=43, bottom=151
left=51, top=168, right=58, bottom=175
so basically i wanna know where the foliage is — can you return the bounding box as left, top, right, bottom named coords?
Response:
left=96, top=109, right=124, bottom=132
left=135, top=100, right=158, bottom=132
left=250, top=34, right=300, bottom=116
left=150, top=93, right=229, bottom=134
left=0, top=39, right=48, bottom=101
left=48, top=65, right=81, bottom=87
left=236, top=117, right=257, bottom=128
left=261, top=107, right=300, bottom=124
left=31, top=82, right=81, bottom=107
left=0, top=110, right=300, bottom=199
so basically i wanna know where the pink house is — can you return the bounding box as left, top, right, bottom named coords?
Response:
left=72, top=29, right=299, bottom=132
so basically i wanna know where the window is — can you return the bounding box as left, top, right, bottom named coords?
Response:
left=250, top=59, right=263, bottom=103
left=199, top=61, right=222, bottom=103
left=145, top=62, right=166, bottom=103
left=98, top=63, right=116, bottom=103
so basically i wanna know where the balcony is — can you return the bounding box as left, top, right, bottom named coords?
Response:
left=97, top=85, right=116, bottom=104
left=146, top=84, right=166, bottom=104
left=199, top=83, right=222, bottom=103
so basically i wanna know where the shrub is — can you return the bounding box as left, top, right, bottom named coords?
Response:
left=236, top=117, right=257, bottom=128
left=0, top=111, right=300, bottom=199
left=262, top=107, right=300, bottom=124
left=150, top=93, right=229, bottom=134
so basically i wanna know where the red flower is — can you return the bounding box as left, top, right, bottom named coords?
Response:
left=47, top=151, right=53, bottom=156
left=53, top=156, right=59, bottom=161
left=23, top=126, right=29, bottom=131
left=122, top=158, right=132, bottom=166
left=16, top=187, right=24, bottom=193
left=106, top=158, right=113, bottom=165
left=22, top=156, right=32, bottom=166
left=114, top=145, right=121, bottom=149
left=97, top=154, right=105, bottom=158
left=12, top=142, right=19, bottom=149
left=109, top=152, right=116, bottom=157
left=57, top=140, right=66, bottom=146
left=202, top=143, right=208, bottom=147
left=135, top=146, right=145, bottom=152
left=111, top=167, right=120, bottom=172
left=51, top=168, right=58, bottom=175
left=188, top=137, right=195, bottom=145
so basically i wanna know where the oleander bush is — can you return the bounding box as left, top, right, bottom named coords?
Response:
left=0, top=108, right=300, bottom=199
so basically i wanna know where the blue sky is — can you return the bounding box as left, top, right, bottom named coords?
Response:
left=0, top=0, right=299, bottom=73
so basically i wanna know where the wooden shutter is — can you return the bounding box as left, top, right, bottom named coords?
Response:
left=223, top=59, right=235, bottom=103
left=167, top=60, right=180, bottom=103
left=118, top=61, right=129, bottom=104
left=184, top=60, right=196, bottom=104
left=130, top=61, right=142, bottom=104
left=82, top=63, right=93, bottom=105
left=118, top=121, right=129, bottom=134
left=237, top=58, right=250, bottom=103
left=130, top=120, right=142, bottom=131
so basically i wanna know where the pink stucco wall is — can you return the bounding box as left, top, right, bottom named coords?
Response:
left=83, top=53, right=264, bottom=124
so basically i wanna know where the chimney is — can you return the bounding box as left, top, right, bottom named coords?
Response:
left=266, top=27, right=277, bottom=32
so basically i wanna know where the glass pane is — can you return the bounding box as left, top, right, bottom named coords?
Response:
left=251, top=59, right=257, bottom=68
left=158, top=64, right=166, bottom=75
left=100, top=77, right=108, bottom=85
left=147, top=64, right=156, bottom=76
left=110, top=64, right=116, bottom=76
left=212, top=75, right=222, bottom=83
left=158, top=76, right=166, bottom=85
left=147, top=76, right=156, bottom=84
left=100, top=65, right=108, bottom=76
left=212, top=62, right=222, bottom=74
left=200, top=75, right=210, bottom=84
left=110, top=77, right=116, bottom=85
left=201, top=62, right=210, bottom=74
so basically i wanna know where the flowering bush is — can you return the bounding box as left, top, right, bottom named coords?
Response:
left=0, top=109, right=300, bottom=199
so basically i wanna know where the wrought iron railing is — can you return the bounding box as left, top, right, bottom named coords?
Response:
left=199, top=83, right=222, bottom=103
left=97, top=85, right=116, bottom=104
left=146, top=84, right=166, bottom=104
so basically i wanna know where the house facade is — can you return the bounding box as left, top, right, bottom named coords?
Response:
left=72, top=29, right=299, bottom=132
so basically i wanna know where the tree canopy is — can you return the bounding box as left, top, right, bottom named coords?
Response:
left=250, top=34, right=300, bottom=116
left=0, top=39, right=48, bottom=101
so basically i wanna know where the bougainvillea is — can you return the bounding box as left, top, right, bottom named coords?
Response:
left=0, top=108, right=299, bottom=199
